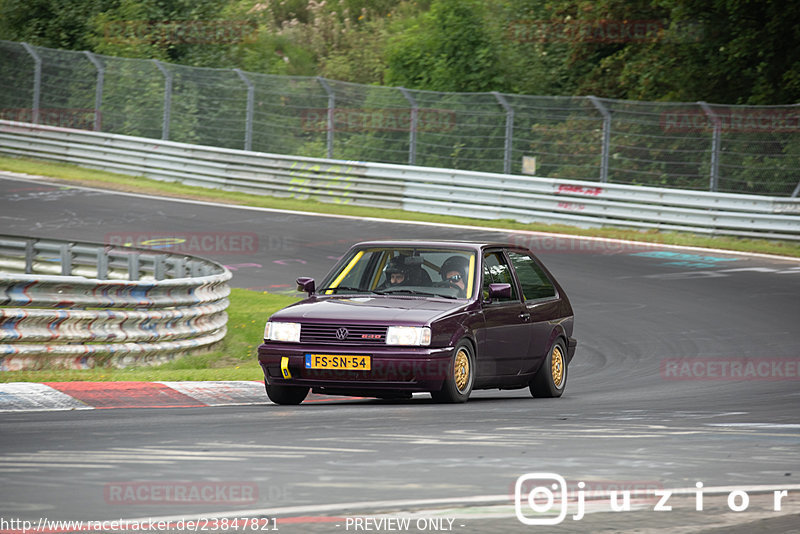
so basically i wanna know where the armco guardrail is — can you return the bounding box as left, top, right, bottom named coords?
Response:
left=0, top=235, right=231, bottom=370
left=1, top=120, right=799, bottom=240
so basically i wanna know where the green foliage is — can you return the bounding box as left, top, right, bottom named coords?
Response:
left=499, top=0, right=800, bottom=105
left=384, top=0, right=509, bottom=92
left=0, top=0, right=116, bottom=49
left=3, top=0, right=797, bottom=104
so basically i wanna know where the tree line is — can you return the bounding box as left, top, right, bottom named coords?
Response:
left=2, top=0, right=798, bottom=105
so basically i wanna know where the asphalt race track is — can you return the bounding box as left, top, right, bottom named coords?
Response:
left=1, top=172, right=799, bottom=533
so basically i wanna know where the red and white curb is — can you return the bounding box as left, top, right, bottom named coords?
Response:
left=0, top=381, right=271, bottom=412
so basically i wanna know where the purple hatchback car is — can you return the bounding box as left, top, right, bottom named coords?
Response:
left=258, top=241, right=576, bottom=404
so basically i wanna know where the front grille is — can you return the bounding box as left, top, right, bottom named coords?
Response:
left=300, top=323, right=387, bottom=345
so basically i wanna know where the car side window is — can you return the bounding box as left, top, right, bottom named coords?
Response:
left=508, top=251, right=556, bottom=301
left=482, top=251, right=518, bottom=302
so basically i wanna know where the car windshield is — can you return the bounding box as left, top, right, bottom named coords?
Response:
left=319, top=246, right=476, bottom=299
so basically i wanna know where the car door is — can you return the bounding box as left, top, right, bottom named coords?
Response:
left=475, top=250, right=531, bottom=377
left=507, top=250, right=561, bottom=375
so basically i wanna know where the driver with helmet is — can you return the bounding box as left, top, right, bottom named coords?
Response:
left=380, top=256, right=408, bottom=289
left=439, top=255, right=469, bottom=297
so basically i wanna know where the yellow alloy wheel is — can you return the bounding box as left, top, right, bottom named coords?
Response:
left=454, top=347, right=471, bottom=392
left=551, top=345, right=564, bottom=388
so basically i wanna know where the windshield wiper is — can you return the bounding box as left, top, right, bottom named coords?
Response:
left=318, top=286, right=379, bottom=294
left=381, top=288, right=456, bottom=299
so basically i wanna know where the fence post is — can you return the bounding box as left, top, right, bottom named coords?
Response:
left=398, top=87, right=418, bottom=165
left=234, top=69, right=254, bottom=151
left=492, top=92, right=514, bottom=175
left=699, top=101, right=721, bottom=192
left=21, top=43, right=42, bottom=124
left=792, top=181, right=800, bottom=198
left=153, top=60, right=172, bottom=140
left=83, top=51, right=104, bottom=132
left=317, top=77, right=335, bottom=159
left=588, top=96, right=611, bottom=183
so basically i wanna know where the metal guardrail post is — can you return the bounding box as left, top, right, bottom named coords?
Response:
left=24, top=240, right=34, bottom=274
left=317, top=77, right=335, bottom=159
left=398, top=87, right=418, bottom=165
left=234, top=69, right=254, bottom=152
left=20, top=43, right=42, bottom=125
left=153, top=60, right=173, bottom=141
left=588, top=96, right=611, bottom=183
left=128, top=252, right=140, bottom=281
left=83, top=51, right=104, bottom=132
left=97, top=248, right=108, bottom=280
left=154, top=255, right=166, bottom=280
left=493, top=92, right=514, bottom=175
left=699, top=101, right=722, bottom=192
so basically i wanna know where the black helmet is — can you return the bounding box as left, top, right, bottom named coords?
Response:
left=384, top=256, right=408, bottom=276
left=440, top=255, right=469, bottom=280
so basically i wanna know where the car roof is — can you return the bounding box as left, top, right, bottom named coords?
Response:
left=351, top=240, right=520, bottom=251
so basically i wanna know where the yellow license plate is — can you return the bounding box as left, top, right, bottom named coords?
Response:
left=304, top=354, right=371, bottom=371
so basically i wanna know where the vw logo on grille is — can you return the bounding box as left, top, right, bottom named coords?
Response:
left=335, top=327, right=349, bottom=340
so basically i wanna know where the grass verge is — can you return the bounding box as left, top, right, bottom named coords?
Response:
left=0, top=289, right=300, bottom=383
left=2, top=155, right=799, bottom=258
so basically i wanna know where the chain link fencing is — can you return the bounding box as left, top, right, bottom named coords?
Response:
left=2, top=40, right=799, bottom=197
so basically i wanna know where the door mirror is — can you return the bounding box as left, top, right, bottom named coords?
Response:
left=487, top=283, right=512, bottom=300
left=296, top=277, right=315, bottom=296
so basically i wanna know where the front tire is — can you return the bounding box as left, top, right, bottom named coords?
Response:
left=265, top=380, right=309, bottom=405
left=431, top=340, right=475, bottom=403
left=530, top=339, right=567, bottom=398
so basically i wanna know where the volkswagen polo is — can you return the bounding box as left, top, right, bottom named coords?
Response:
left=257, top=241, right=576, bottom=404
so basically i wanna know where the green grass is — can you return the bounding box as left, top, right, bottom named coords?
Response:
left=0, top=289, right=300, bottom=383
left=2, top=155, right=799, bottom=258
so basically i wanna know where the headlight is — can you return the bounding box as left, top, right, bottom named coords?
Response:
left=264, top=321, right=301, bottom=342
left=386, top=326, right=431, bottom=346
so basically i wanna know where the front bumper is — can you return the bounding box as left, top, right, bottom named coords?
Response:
left=258, top=342, right=454, bottom=393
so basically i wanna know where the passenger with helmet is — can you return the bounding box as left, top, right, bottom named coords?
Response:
left=380, top=256, right=408, bottom=289
left=439, top=255, right=469, bottom=297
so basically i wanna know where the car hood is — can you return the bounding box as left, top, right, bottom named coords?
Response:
left=270, top=296, right=466, bottom=325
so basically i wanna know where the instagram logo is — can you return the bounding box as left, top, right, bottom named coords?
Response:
left=514, top=473, right=568, bottom=525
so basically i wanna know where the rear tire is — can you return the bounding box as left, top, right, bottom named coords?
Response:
left=265, top=380, right=309, bottom=405
left=431, top=340, right=475, bottom=403
left=530, top=339, right=567, bottom=398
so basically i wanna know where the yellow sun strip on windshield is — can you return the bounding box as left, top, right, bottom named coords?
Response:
left=466, top=254, right=475, bottom=297
left=326, top=251, right=364, bottom=294
left=371, top=253, right=390, bottom=289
